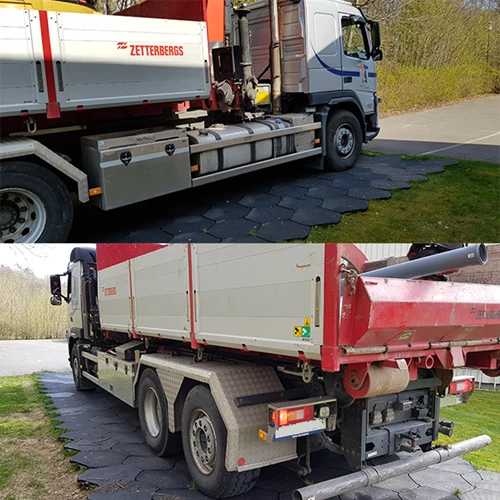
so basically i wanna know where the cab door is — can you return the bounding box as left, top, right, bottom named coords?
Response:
left=68, top=261, right=84, bottom=333
left=339, top=15, right=376, bottom=114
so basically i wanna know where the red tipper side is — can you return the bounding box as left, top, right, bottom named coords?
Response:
left=116, top=0, right=206, bottom=23
left=344, top=278, right=500, bottom=347
left=335, top=276, right=500, bottom=370
left=96, top=243, right=167, bottom=270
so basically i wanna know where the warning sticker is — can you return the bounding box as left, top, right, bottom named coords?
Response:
left=304, top=318, right=311, bottom=327
left=294, top=326, right=311, bottom=338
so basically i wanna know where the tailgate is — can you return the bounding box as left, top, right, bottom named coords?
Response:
left=336, top=278, right=500, bottom=370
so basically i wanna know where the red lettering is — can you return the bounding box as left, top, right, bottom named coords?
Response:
left=154, top=46, right=159, bottom=56
left=145, top=45, right=150, bottom=56
left=160, top=46, right=165, bottom=56
left=178, top=46, right=184, bottom=56
left=130, top=45, right=135, bottom=56
left=150, top=45, right=154, bottom=55
left=174, top=46, right=179, bottom=56
left=168, top=46, right=173, bottom=56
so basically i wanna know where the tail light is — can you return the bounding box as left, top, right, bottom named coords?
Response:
left=449, top=378, right=475, bottom=395
left=270, top=405, right=314, bottom=427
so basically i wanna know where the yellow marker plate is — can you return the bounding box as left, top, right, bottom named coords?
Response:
left=304, top=318, right=311, bottom=327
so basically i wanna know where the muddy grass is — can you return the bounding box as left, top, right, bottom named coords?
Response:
left=0, top=375, right=90, bottom=500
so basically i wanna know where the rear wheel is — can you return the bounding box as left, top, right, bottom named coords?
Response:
left=182, top=385, right=260, bottom=498
left=0, top=161, right=73, bottom=243
left=325, top=110, right=363, bottom=171
left=137, top=368, right=182, bottom=457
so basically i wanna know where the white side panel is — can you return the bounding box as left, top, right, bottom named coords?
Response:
left=193, top=244, right=326, bottom=359
left=0, top=10, right=46, bottom=117
left=132, top=246, right=190, bottom=340
left=53, top=12, right=210, bottom=111
left=98, top=261, right=132, bottom=333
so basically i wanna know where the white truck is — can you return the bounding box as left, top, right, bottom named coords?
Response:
left=49, top=243, right=500, bottom=499
left=1, top=0, right=382, bottom=242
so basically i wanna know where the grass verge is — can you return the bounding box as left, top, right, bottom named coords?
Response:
left=306, top=156, right=500, bottom=242
left=0, top=374, right=88, bottom=500
left=440, top=390, right=500, bottom=472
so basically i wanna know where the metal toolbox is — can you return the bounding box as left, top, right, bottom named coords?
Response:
left=81, top=128, right=191, bottom=210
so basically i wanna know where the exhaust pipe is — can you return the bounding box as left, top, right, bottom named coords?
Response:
left=293, top=435, right=491, bottom=500
left=269, top=0, right=282, bottom=113
left=235, top=7, right=257, bottom=107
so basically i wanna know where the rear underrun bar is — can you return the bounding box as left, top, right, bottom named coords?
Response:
left=293, top=435, right=491, bottom=500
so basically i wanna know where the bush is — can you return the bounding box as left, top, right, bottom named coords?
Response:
left=377, top=63, right=500, bottom=114
left=0, top=267, right=67, bottom=340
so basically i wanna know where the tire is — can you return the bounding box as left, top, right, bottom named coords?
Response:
left=137, top=369, right=182, bottom=457
left=182, top=385, right=260, bottom=499
left=70, top=342, right=94, bottom=392
left=325, top=110, right=363, bottom=172
left=0, top=161, right=73, bottom=243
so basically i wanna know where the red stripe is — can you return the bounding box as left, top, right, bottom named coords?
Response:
left=321, top=244, right=342, bottom=372
left=187, top=244, right=200, bottom=349
left=96, top=244, right=167, bottom=270
left=39, top=11, right=60, bottom=119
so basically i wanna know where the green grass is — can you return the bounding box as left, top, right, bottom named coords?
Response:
left=306, top=157, right=500, bottom=242
left=0, top=375, right=86, bottom=499
left=440, top=390, right=500, bottom=472
left=0, top=375, right=47, bottom=491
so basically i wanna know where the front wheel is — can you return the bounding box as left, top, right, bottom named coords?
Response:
left=325, top=110, right=363, bottom=172
left=71, top=342, right=94, bottom=392
left=182, top=385, right=260, bottom=498
left=0, top=161, right=73, bottom=243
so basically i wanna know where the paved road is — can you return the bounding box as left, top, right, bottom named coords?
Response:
left=39, top=372, right=500, bottom=500
left=0, top=339, right=70, bottom=376
left=373, top=95, right=500, bottom=163
left=69, top=155, right=456, bottom=243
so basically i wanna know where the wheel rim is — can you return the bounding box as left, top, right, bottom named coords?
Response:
left=334, top=125, right=355, bottom=158
left=0, top=188, right=47, bottom=243
left=189, top=409, right=217, bottom=474
left=144, top=387, right=162, bottom=438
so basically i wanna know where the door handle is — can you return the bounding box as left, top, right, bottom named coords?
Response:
left=344, top=76, right=352, bottom=83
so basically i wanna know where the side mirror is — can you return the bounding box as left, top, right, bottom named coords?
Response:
left=351, top=15, right=366, bottom=25
left=372, top=48, right=383, bottom=61
left=50, top=274, right=62, bottom=296
left=50, top=295, right=62, bottom=306
left=371, top=21, right=381, bottom=51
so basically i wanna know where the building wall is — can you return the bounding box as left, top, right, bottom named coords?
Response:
left=355, top=244, right=410, bottom=261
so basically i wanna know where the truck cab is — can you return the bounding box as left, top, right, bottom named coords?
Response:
left=50, top=247, right=98, bottom=358
left=1, top=0, right=382, bottom=243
